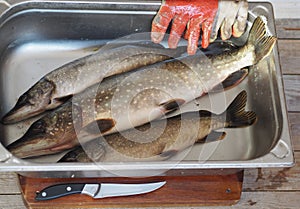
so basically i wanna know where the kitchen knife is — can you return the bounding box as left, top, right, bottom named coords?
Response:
left=35, top=181, right=166, bottom=201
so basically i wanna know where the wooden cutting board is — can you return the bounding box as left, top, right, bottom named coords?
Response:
left=18, top=170, right=243, bottom=208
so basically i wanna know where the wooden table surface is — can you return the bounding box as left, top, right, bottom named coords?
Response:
left=0, top=4, right=299, bottom=209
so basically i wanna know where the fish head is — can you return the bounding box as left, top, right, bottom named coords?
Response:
left=7, top=104, right=82, bottom=158
left=7, top=120, right=57, bottom=158
left=2, top=79, right=55, bottom=124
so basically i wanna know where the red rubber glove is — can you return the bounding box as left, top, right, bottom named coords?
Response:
left=151, top=0, right=218, bottom=55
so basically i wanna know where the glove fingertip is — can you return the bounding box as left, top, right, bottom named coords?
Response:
left=232, top=21, right=246, bottom=38
left=202, top=25, right=212, bottom=48
left=168, top=34, right=180, bottom=49
left=187, top=35, right=198, bottom=55
left=232, top=29, right=243, bottom=38
left=187, top=45, right=197, bottom=55
left=209, top=29, right=217, bottom=41
left=201, top=32, right=209, bottom=48
left=221, top=28, right=232, bottom=40
left=151, top=32, right=165, bottom=43
left=201, top=40, right=209, bottom=49
left=209, top=35, right=217, bottom=43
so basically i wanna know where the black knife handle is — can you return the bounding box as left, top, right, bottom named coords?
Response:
left=35, top=183, right=85, bottom=201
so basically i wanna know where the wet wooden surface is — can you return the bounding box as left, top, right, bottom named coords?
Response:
left=0, top=14, right=299, bottom=209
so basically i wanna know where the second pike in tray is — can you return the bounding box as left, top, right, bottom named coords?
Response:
left=7, top=17, right=276, bottom=158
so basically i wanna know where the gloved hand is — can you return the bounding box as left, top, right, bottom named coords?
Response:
left=151, top=0, right=218, bottom=55
left=210, top=0, right=248, bottom=42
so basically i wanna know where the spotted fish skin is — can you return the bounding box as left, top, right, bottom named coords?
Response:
left=59, top=91, right=256, bottom=162
left=2, top=44, right=185, bottom=124
left=7, top=17, right=275, bottom=158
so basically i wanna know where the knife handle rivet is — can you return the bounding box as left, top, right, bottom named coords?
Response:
left=66, top=186, right=72, bottom=192
left=41, top=192, right=47, bottom=197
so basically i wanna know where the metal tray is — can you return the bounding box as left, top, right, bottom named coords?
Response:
left=0, top=1, right=294, bottom=178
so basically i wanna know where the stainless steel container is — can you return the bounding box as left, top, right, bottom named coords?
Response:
left=0, top=1, right=294, bottom=178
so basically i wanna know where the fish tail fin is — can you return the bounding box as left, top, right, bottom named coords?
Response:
left=224, top=90, right=257, bottom=128
left=247, top=16, right=277, bottom=63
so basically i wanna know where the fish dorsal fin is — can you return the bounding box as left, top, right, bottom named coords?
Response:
left=224, top=91, right=257, bottom=128
left=210, top=68, right=248, bottom=93
left=159, top=98, right=186, bottom=112
left=52, top=94, right=73, bottom=107
left=83, top=118, right=116, bottom=135
left=196, top=131, right=226, bottom=143
left=58, top=147, right=86, bottom=162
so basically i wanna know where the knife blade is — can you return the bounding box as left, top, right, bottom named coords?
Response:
left=35, top=181, right=166, bottom=201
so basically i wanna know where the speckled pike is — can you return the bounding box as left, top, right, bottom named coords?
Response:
left=59, top=91, right=256, bottom=162
left=2, top=44, right=185, bottom=124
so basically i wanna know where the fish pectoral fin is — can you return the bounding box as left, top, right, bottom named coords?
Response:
left=159, top=98, right=185, bottom=112
left=196, top=131, right=226, bottom=143
left=210, top=68, right=249, bottom=93
left=159, top=149, right=178, bottom=159
left=54, top=94, right=73, bottom=103
left=58, top=147, right=84, bottom=162
left=83, top=118, right=116, bottom=135
left=50, top=95, right=73, bottom=108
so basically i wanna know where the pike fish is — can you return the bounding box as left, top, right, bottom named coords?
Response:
left=2, top=44, right=186, bottom=124
left=59, top=91, right=256, bottom=162
left=7, top=17, right=275, bottom=158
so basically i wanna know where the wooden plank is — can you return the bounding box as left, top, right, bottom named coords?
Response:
left=237, top=191, right=300, bottom=208
left=243, top=152, right=300, bottom=191
left=278, top=40, right=300, bottom=75
left=283, top=75, right=300, bottom=112
left=2, top=191, right=300, bottom=209
left=289, top=113, right=300, bottom=151
left=0, top=195, right=26, bottom=209
left=0, top=172, right=20, bottom=194
left=276, top=19, right=300, bottom=39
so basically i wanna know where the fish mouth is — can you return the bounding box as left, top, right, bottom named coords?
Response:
left=2, top=104, right=46, bottom=124
left=7, top=133, right=76, bottom=159
left=6, top=120, right=52, bottom=158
